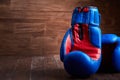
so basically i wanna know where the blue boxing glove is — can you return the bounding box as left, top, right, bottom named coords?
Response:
left=102, top=34, right=120, bottom=72
left=60, top=6, right=101, bottom=77
left=102, top=34, right=118, bottom=44
left=113, top=37, right=120, bottom=71
left=60, top=28, right=73, bottom=62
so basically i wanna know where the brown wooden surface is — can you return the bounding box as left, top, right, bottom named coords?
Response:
left=0, top=0, right=120, bottom=79
left=0, top=0, right=120, bottom=56
left=0, top=55, right=120, bottom=80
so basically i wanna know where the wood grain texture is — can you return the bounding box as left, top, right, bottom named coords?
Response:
left=0, top=55, right=120, bottom=80
left=0, top=0, right=120, bottom=55
left=12, top=57, right=32, bottom=80
left=0, top=56, right=18, bottom=80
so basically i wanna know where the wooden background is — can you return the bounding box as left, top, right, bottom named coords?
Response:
left=0, top=0, right=120, bottom=56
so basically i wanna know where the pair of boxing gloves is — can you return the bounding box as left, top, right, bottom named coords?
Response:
left=60, top=6, right=120, bottom=77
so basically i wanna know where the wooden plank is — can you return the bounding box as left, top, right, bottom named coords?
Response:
left=10, top=0, right=81, bottom=11
left=30, top=36, right=44, bottom=56
left=0, top=18, right=49, bottom=23
left=0, top=56, right=120, bottom=79
left=12, top=22, right=70, bottom=34
left=0, top=22, right=14, bottom=34
left=0, top=0, right=10, bottom=5
left=45, top=21, right=71, bottom=31
left=0, top=10, right=72, bottom=20
left=42, top=37, right=59, bottom=55
left=30, top=56, right=55, bottom=80
left=0, top=33, right=31, bottom=55
left=11, top=57, right=32, bottom=80
left=30, top=56, right=68, bottom=80
left=13, top=23, right=45, bottom=33
left=30, top=36, right=59, bottom=56
left=0, top=56, right=19, bottom=80
left=53, top=55, right=64, bottom=69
